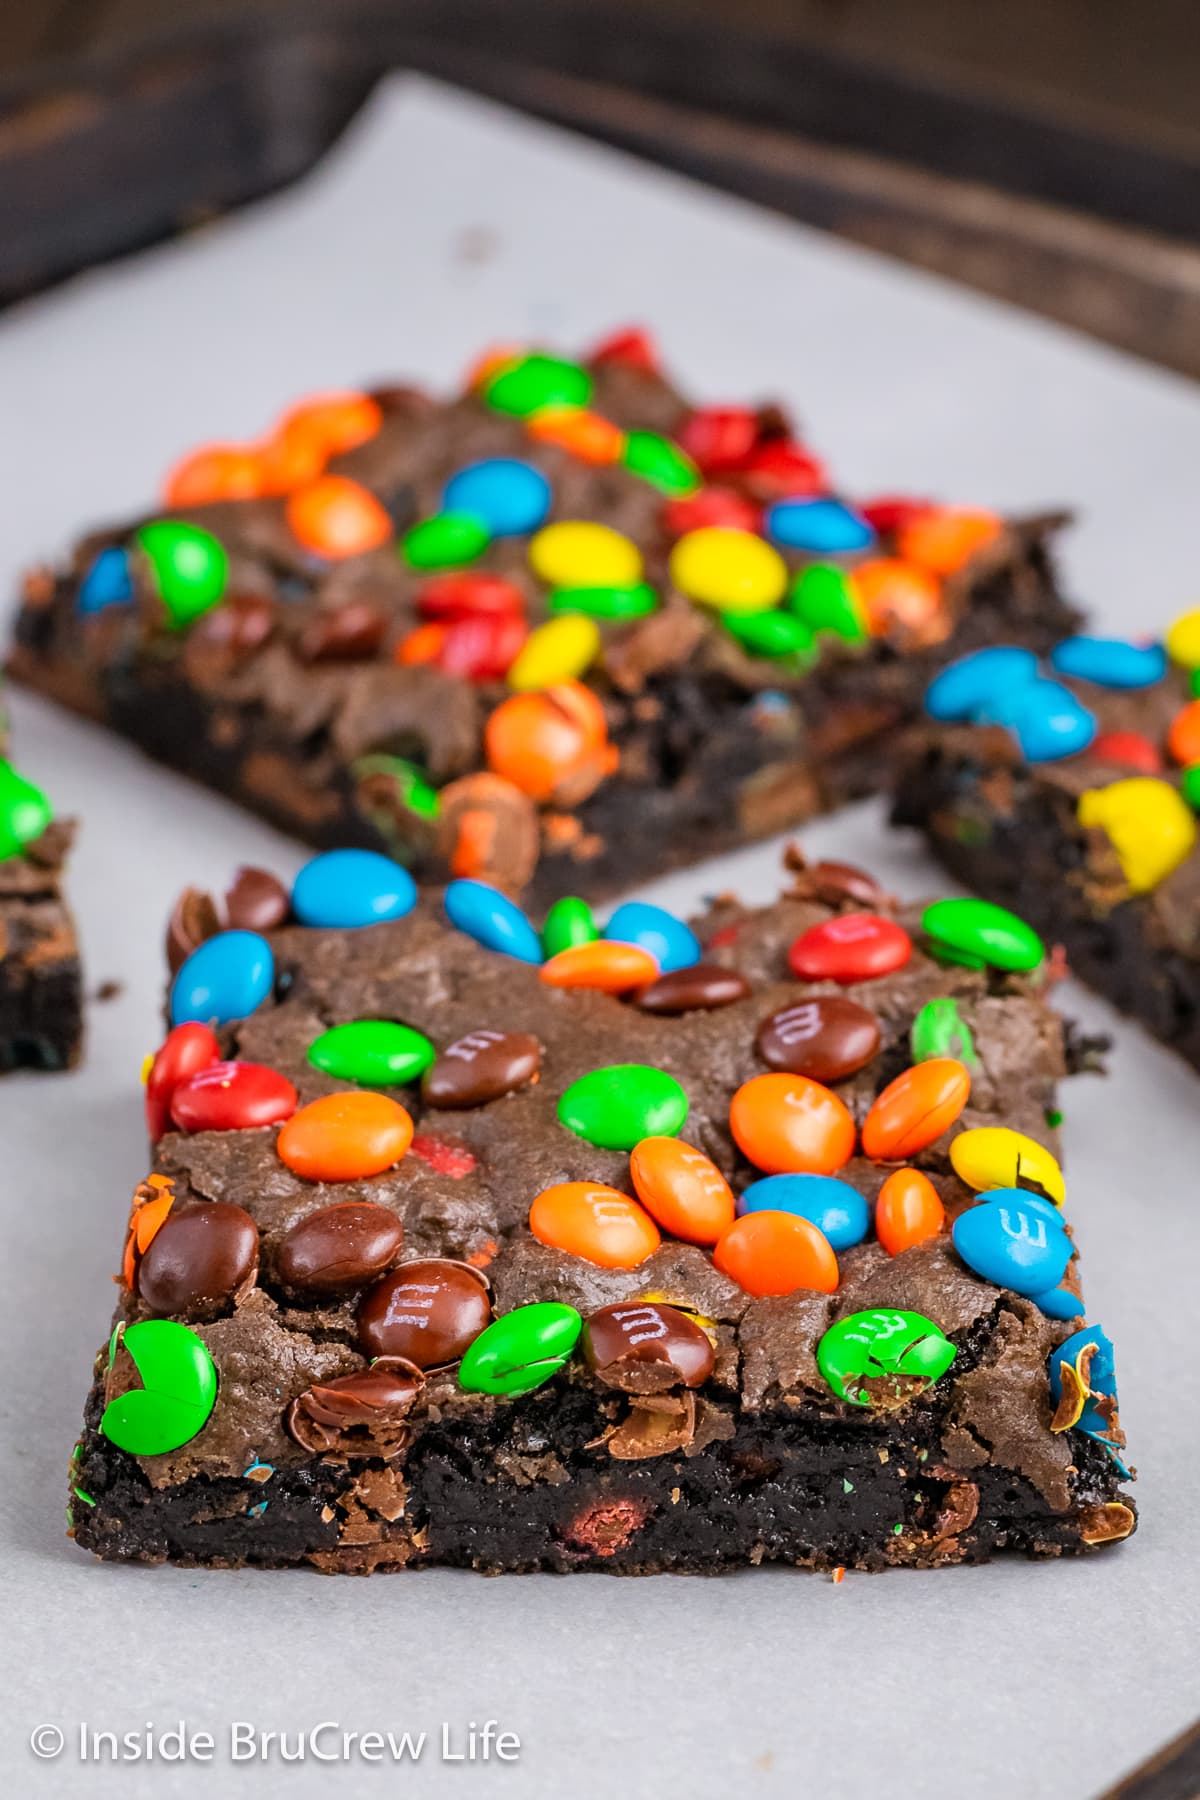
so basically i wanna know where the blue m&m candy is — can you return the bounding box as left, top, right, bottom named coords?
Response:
left=737, top=1172, right=869, bottom=1251
left=1032, top=1285, right=1084, bottom=1320
left=976, top=678, right=1096, bottom=761
left=925, top=646, right=1038, bottom=722
left=443, top=459, right=552, bottom=538
left=1049, top=1324, right=1118, bottom=1434
left=1050, top=636, right=1167, bottom=691
left=603, top=901, right=700, bottom=974
left=171, top=930, right=274, bottom=1028
left=764, top=497, right=874, bottom=555
left=292, top=849, right=417, bottom=929
left=77, top=546, right=133, bottom=615
left=952, top=1197, right=1072, bottom=1295
left=444, top=879, right=542, bottom=962
left=979, top=1187, right=1063, bottom=1229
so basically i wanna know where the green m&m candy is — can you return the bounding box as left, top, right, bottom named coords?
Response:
left=307, top=1019, right=435, bottom=1086
left=541, top=896, right=598, bottom=958
left=548, top=583, right=658, bottom=620
left=100, top=1320, right=217, bottom=1455
left=402, top=511, right=491, bottom=571
left=921, top=896, right=1044, bottom=973
left=458, top=1302, right=582, bottom=1395
left=0, top=760, right=52, bottom=860
left=817, top=1309, right=957, bottom=1409
left=722, top=608, right=816, bottom=663
left=911, top=996, right=978, bottom=1068
left=1182, top=764, right=1200, bottom=812
left=621, top=430, right=700, bottom=497
left=558, top=1064, right=688, bottom=1151
left=485, top=354, right=593, bottom=418
left=789, top=562, right=867, bottom=644
left=353, top=754, right=440, bottom=822
left=136, top=521, right=228, bottom=628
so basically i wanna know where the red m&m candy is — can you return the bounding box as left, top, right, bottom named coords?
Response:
left=1090, top=730, right=1163, bottom=774
left=677, top=407, right=760, bottom=477
left=145, top=1022, right=221, bottom=1139
left=417, top=573, right=526, bottom=622
left=729, top=1073, right=855, bottom=1175
left=660, top=487, right=761, bottom=539
left=170, top=1061, right=298, bottom=1133
left=587, top=326, right=660, bottom=374
left=788, top=913, right=912, bottom=984
left=740, top=441, right=826, bottom=499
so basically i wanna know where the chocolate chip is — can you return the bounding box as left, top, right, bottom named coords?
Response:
left=136, top=1201, right=259, bottom=1320
left=583, top=1302, right=715, bottom=1393
left=296, top=600, right=388, bottom=664
left=634, top=962, right=751, bottom=1015
left=276, top=1202, right=404, bottom=1296
left=357, top=1259, right=492, bottom=1368
left=165, top=886, right=221, bottom=975
left=756, top=995, right=881, bottom=1081
left=224, top=866, right=291, bottom=933
left=284, top=1357, right=424, bottom=1459
left=422, top=1029, right=541, bottom=1110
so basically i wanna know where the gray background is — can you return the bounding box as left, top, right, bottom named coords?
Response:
left=3, top=78, right=1199, bottom=1800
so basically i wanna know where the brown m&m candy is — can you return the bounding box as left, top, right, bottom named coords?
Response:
left=136, top=1201, right=259, bottom=1320
left=276, top=1201, right=404, bottom=1296
left=225, top=866, right=290, bottom=933
left=583, top=1302, right=714, bottom=1393
left=296, top=599, right=388, bottom=664
left=357, top=1259, right=492, bottom=1368
left=756, top=995, right=880, bottom=1082
left=634, top=963, right=751, bottom=1015
left=284, top=1357, right=424, bottom=1459
left=422, top=1030, right=540, bottom=1109
left=165, top=886, right=221, bottom=975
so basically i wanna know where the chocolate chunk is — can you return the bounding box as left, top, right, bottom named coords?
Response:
left=224, top=866, right=291, bottom=933
left=296, top=600, right=388, bottom=664
left=136, top=1201, right=259, bottom=1319
left=284, top=1357, right=424, bottom=1459
left=634, top=963, right=751, bottom=1015
left=357, top=1259, right=492, bottom=1368
left=422, top=1029, right=541, bottom=1109
left=276, top=1202, right=403, bottom=1296
left=583, top=1302, right=715, bottom=1392
left=756, top=995, right=881, bottom=1080
left=607, top=1389, right=698, bottom=1459
left=165, top=886, right=221, bottom=975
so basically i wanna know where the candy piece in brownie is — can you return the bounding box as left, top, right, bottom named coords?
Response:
left=12, top=331, right=1080, bottom=907
left=0, top=713, right=82, bottom=1072
left=894, top=623, right=1200, bottom=1069
left=69, top=848, right=1132, bottom=1573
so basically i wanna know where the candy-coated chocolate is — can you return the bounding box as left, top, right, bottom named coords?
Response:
left=279, top=389, right=382, bottom=454
left=979, top=1187, right=1065, bottom=1229
left=136, top=521, right=228, bottom=627
left=527, top=407, right=624, bottom=464
left=817, top=1309, right=956, bottom=1407
left=788, top=562, right=867, bottom=642
left=1048, top=1324, right=1118, bottom=1440
left=403, top=510, right=491, bottom=570
left=952, top=1199, right=1072, bottom=1296
left=136, top=1201, right=259, bottom=1319
left=100, top=1320, right=217, bottom=1456
left=1183, top=765, right=1200, bottom=812
left=358, top=1259, right=492, bottom=1365
left=443, top=458, right=552, bottom=536
left=548, top=582, right=658, bottom=619
left=285, top=1359, right=424, bottom=1456
left=277, top=1091, right=413, bottom=1182
left=356, top=755, right=440, bottom=823
left=558, top=1065, right=688, bottom=1150
left=278, top=1202, right=404, bottom=1295
left=485, top=354, right=593, bottom=417
left=286, top=476, right=393, bottom=559
left=297, top=599, right=388, bottom=663
left=635, top=963, right=751, bottom=1014
left=910, top=997, right=977, bottom=1066
left=541, top=896, right=598, bottom=958
left=529, top=520, right=643, bottom=590
left=1077, top=777, right=1196, bottom=893
left=896, top=506, right=1000, bottom=574
left=1089, top=730, right=1163, bottom=774
left=444, top=878, right=543, bottom=962
left=603, top=901, right=701, bottom=974
left=583, top=1302, right=714, bottom=1390
left=1167, top=699, right=1200, bottom=766
left=737, top=1172, right=869, bottom=1251
left=507, top=614, right=601, bottom=690
left=458, top=1301, right=583, bottom=1395
left=77, top=545, right=133, bottom=615
left=669, top=526, right=787, bottom=613
left=1050, top=635, right=1167, bottom=691
left=950, top=1127, right=1064, bottom=1205
left=145, top=1022, right=221, bottom=1139
left=741, top=439, right=826, bottom=499
left=225, top=866, right=291, bottom=933
left=629, top=1137, right=736, bottom=1245
left=0, top=760, right=52, bottom=859
left=170, top=930, right=274, bottom=1029
left=852, top=558, right=942, bottom=639
left=1165, top=607, right=1200, bottom=670
left=677, top=405, right=759, bottom=475
left=421, top=1029, right=541, bottom=1109
left=621, top=430, right=700, bottom=496
left=864, top=1054, right=967, bottom=1171
left=924, top=646, right=1040, bottom=721
left=485, top=682, right=614, bottom=804
left=729, top=1072, right=855, bottom=1175
left=921, top=896, right=1044, bottom=973
left=308, top=1019, right=435, bottom=1086
left=713, top=1210, right=838, bottom=1297
left=787, top=912, right=911, bottom=984
left=722, top=609, right=815, bottom=662
left=417, top=572, right=526, bottom=621
left=980, top=677, right=1096, bottom=761
left=875, top=1168, right=945, bottom=1255
left=765, top=496, right=873, bottom=554
left=755, top=995, right=880, bottom=1081
left=398, top=611, right=526, bottom=682
left=529, top=1182, right=661, bottom=1268
left=588, top=326, right=659, bottom=372
left=662, top=487, right=761, bottom=539
left=170, top=1060, right=298, bottom=1132
left=541, top=941, right=659, bottom=993
left=292, top=848, right=417, bottom=929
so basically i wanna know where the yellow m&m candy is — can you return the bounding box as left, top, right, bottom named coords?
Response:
left=950, top=1128, right=1064, bottom=1207
left=508, top=614, right=601, bottom=691
left=1164, top=607, right=1200, bottom=670
left=669, top=527, right=787, bottom=614
left=529, top=521, right=642, bottom=590
left=1077, top=776, right=1197, bottom=894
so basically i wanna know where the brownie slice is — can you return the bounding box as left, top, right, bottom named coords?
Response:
left=894, top=633, right=1200, bottom=1070
left=11, top=333, right=1079, bottom=909
left=69, top=848, right=1132, bottom=1574
left=0, top=709, right=82, bottom=1071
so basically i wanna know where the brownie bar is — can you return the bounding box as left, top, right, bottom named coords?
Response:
left=893, top=630, right=1200, bottom=1070
left=69, top=848, right=1132, bottom=1573
left=12, top=332, right=1078, bottom=909
left=0, top=709, right=82, bottom=1072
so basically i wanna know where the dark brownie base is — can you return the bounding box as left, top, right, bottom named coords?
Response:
left=0, top=822, right=82, bottom=1072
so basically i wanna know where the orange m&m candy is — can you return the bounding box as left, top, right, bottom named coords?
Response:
left=1167, top=699, right=1200, bottom=766
left=529, top=1182, right=660, bottom=1269
left=526, top=407, right=625, bottom=465
left=278, top=391, right=383, bottom=458
left=164, top=444, right=266, bottom=508
left=485, top=681, right=616, bottom=805
left=286, top=475, right=393, bottom=559
left=896, top=506, right=1001, bottom=575
left=729, top=1073, right=855, bottom=1176
left=875, top=1168, right=946, bottom=1256
left=861, top=1058, right=970, bottom=1162
left=713, top=1210, right=839, bottom=1297
left=277, top=1092, right=413, bottom=1182
left=630, top=1137, right=736, bottom=1245
left=540, top=941, right=659, bottom=994
left=852, top=559, right=944, bottom=641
